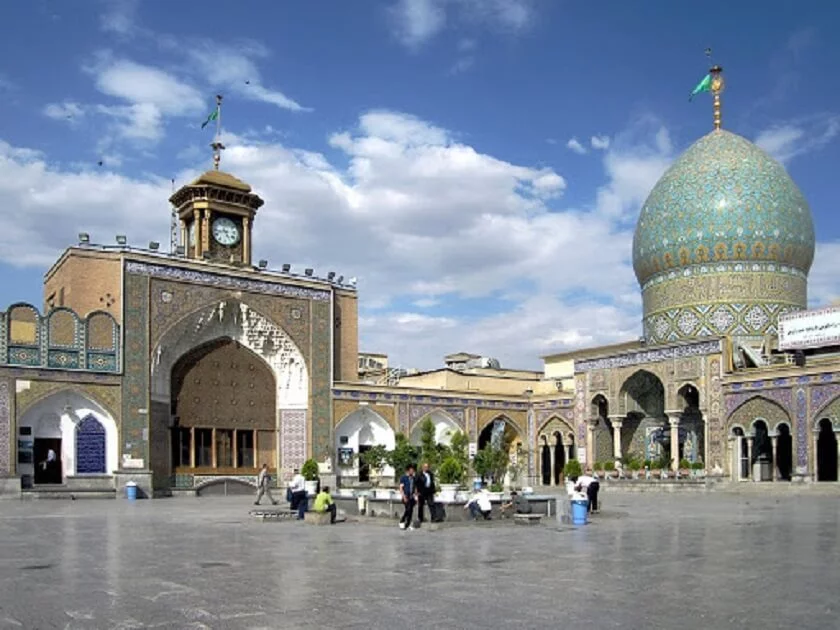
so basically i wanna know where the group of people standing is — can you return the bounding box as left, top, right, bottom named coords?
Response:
left=398, top=462, right=440, bottom=529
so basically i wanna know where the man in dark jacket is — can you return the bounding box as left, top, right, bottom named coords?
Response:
left=415, top=461, right=437, bottom=527
left=398, top=464, right=417, bottom=531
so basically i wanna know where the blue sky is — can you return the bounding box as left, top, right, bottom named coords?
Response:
left=1, top=0, right=839, bottom=369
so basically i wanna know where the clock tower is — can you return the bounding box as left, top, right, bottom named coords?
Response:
left=169, top=169, right=264, bottom=266
left=170, top=95, right=264, bottom=266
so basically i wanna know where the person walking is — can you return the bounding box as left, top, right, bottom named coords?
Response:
left=415, top=462, right=436, bottom=527
left=254, top=464, right=279, bottom=506
left=398, top=464, right=417, bottom=530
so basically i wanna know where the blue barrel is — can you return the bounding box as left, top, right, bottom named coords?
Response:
left=571, top=499, right=588, bottom=525
left=126, top=482, right=137, bottom=501
left=473, top=479, right=482, bottom=491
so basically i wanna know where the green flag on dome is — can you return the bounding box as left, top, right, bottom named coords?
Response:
left=200, top=108, right=218, bottom=129
left=689, top=74, right=712, bottom=101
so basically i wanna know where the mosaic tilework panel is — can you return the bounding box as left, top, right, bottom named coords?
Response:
left=309, top=300, right=332, bottom=461
left=576, top=339, right=720, bottom=373
left=280, top=410, right=307, bottom=472
left=0, top=379, right=9, bottom=474
left=127, top=261, right=330, bottom=302
left=809, top=384, right=840, bottom=418
left=643, top=300, right=801, bottom=345
left=708, top=357, right=723, bottom=469
left=796, top=388, right=808, bottom=470
left=122, top=272, right=151, bottom=464
left=633, top=130, right=815, bottom=285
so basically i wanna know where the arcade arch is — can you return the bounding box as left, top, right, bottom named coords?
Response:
left=17, top=389, right=118, bottom=485
left=727, top=397, right=793, bottom=482
left=409, top=410, right=460, bottom=447
left=614, top=370, right=667, bottom=466
left=478, top=415, right=523, bottom=486
left=334, top=408, right=396, bottom=483
left=538, top=417, right=574, bottom=486
left=151, top=300, right=308, bottom=481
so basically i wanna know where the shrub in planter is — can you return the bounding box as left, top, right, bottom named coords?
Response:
left=301, top=459, right=320, bottom=481
left=438, top=456, right=465, bottom=486
left=691, top=461, right=705, bottom=470
left=679, top=458, right=691, bottom=471
left=489, top=483, right=503, bottom=493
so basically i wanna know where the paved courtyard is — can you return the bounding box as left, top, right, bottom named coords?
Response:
left=0, top=492, right=838, bottom=629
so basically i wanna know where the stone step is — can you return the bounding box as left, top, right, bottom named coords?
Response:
left=21, top=488, right=116, bottom=500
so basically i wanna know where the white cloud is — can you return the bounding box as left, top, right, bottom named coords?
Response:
left=100, top=0, right=138, bottom=35
left=808, top=241, right=840, bottom=306
left=566, top=138, right=587, bottom=155
left=390, top=0, right=446, bottom=48
left=92, top=58, right=203, bottom=116
left=755, top=114, right=840, bottom=163
left=43, top=101, right=86, bottom=122
left=180, top=40, right=310, bottom=113
left=590, top=134, right=610, bottom=150
left=389, top=0, right=535, bottom=48
left=4, top=110, right=837, bottom=370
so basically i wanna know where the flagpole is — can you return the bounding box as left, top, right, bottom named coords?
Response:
left=211, top=94, right=225, bottom=170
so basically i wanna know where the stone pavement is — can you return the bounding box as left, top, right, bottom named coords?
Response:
left=0, top=492, right=838, bottom=629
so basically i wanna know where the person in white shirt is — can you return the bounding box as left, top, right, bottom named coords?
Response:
left=464, top=488, right=493, bottom=521
left=289, top=468, right=307, bottom=519
left=41, top=448, right=57, bottom=471
left=254, top=464, right=279, bottom=506
left=574, top=470, right=600, bottom=513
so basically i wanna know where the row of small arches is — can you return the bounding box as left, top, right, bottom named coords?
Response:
left=3, top=303, right=117, bottom=351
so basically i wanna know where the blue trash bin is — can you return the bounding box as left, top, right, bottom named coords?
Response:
left=571, top=499, right=588, bottom=525
left=126, top=481, right=138, bottom=501
left=473, top=479, right=482, bottom=491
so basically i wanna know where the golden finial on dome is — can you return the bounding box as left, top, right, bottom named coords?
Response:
left=710, top=64, right=724, bottom=131
left=689, top=49, right=724, bottom=131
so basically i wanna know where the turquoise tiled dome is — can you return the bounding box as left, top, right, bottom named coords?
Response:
left=633, top=129, right=815, bottom=345
left=633, top=129, right=815, bottom=286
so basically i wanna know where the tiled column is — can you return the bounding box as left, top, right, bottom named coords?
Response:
left=668, top=414, right=681, bottom=472
left=771, top=434, right=778, bottom=482
left=586, top=418, right=598, bottom=469
left=609, top=416, right=623, bottom=462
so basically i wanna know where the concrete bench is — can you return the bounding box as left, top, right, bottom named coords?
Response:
left=513, top=513, right=542, bottom=526
left=304, top=511, right=332, bottom=525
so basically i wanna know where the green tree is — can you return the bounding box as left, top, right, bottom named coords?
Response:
left=449, top=430, right=469, bottom=469
left=437, top=456, right=465, bottom=485
left=473, top=446, right=509, bottom=485
left=418, top=417, right=441, bottom=468
left=387, top=433, right=420, bottom=477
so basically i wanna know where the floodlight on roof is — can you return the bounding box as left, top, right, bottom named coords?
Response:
left=78, top=233, right=90, bottom=244
left=149, top=241, right=160, bottom=251
left=304, top=268, right=314, bottom=277
left=337, top=275, right=344, bottom=284
left=258, top=259, right=268, bottom=269
left=282, top=263, right=291, bottom=273
left=115, top=235, right=127, bottom=246
left=175, top=245, right=185, bottom=256
left=327, top=271, right=336, bottom=281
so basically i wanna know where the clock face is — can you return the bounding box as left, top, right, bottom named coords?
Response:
left=212, top=217, right=240, bottom=246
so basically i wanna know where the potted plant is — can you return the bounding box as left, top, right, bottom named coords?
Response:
left=679, top=458, right=691, bottom=479
left=627, top=460, right=641, bottom=479
left=301, top=458, right=320, bottom=494
left=604, top=461, right=617, bottom=479
left=487, top=482, right=504, bottom=500
left=642, top=459, right=652, bottom=479
left=691, top=461, right=705, bottom=478
left=437, top=456, right=464, bottom=501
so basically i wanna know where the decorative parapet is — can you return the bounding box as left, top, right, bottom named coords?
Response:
left=575, top=339, right=721, bottom=373
left=331, top=386, right=573, bottom=409
left=0, top=303, right=120, bottom=373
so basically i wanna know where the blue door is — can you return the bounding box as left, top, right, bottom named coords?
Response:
left=76, top=415, right=106, bottom=474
